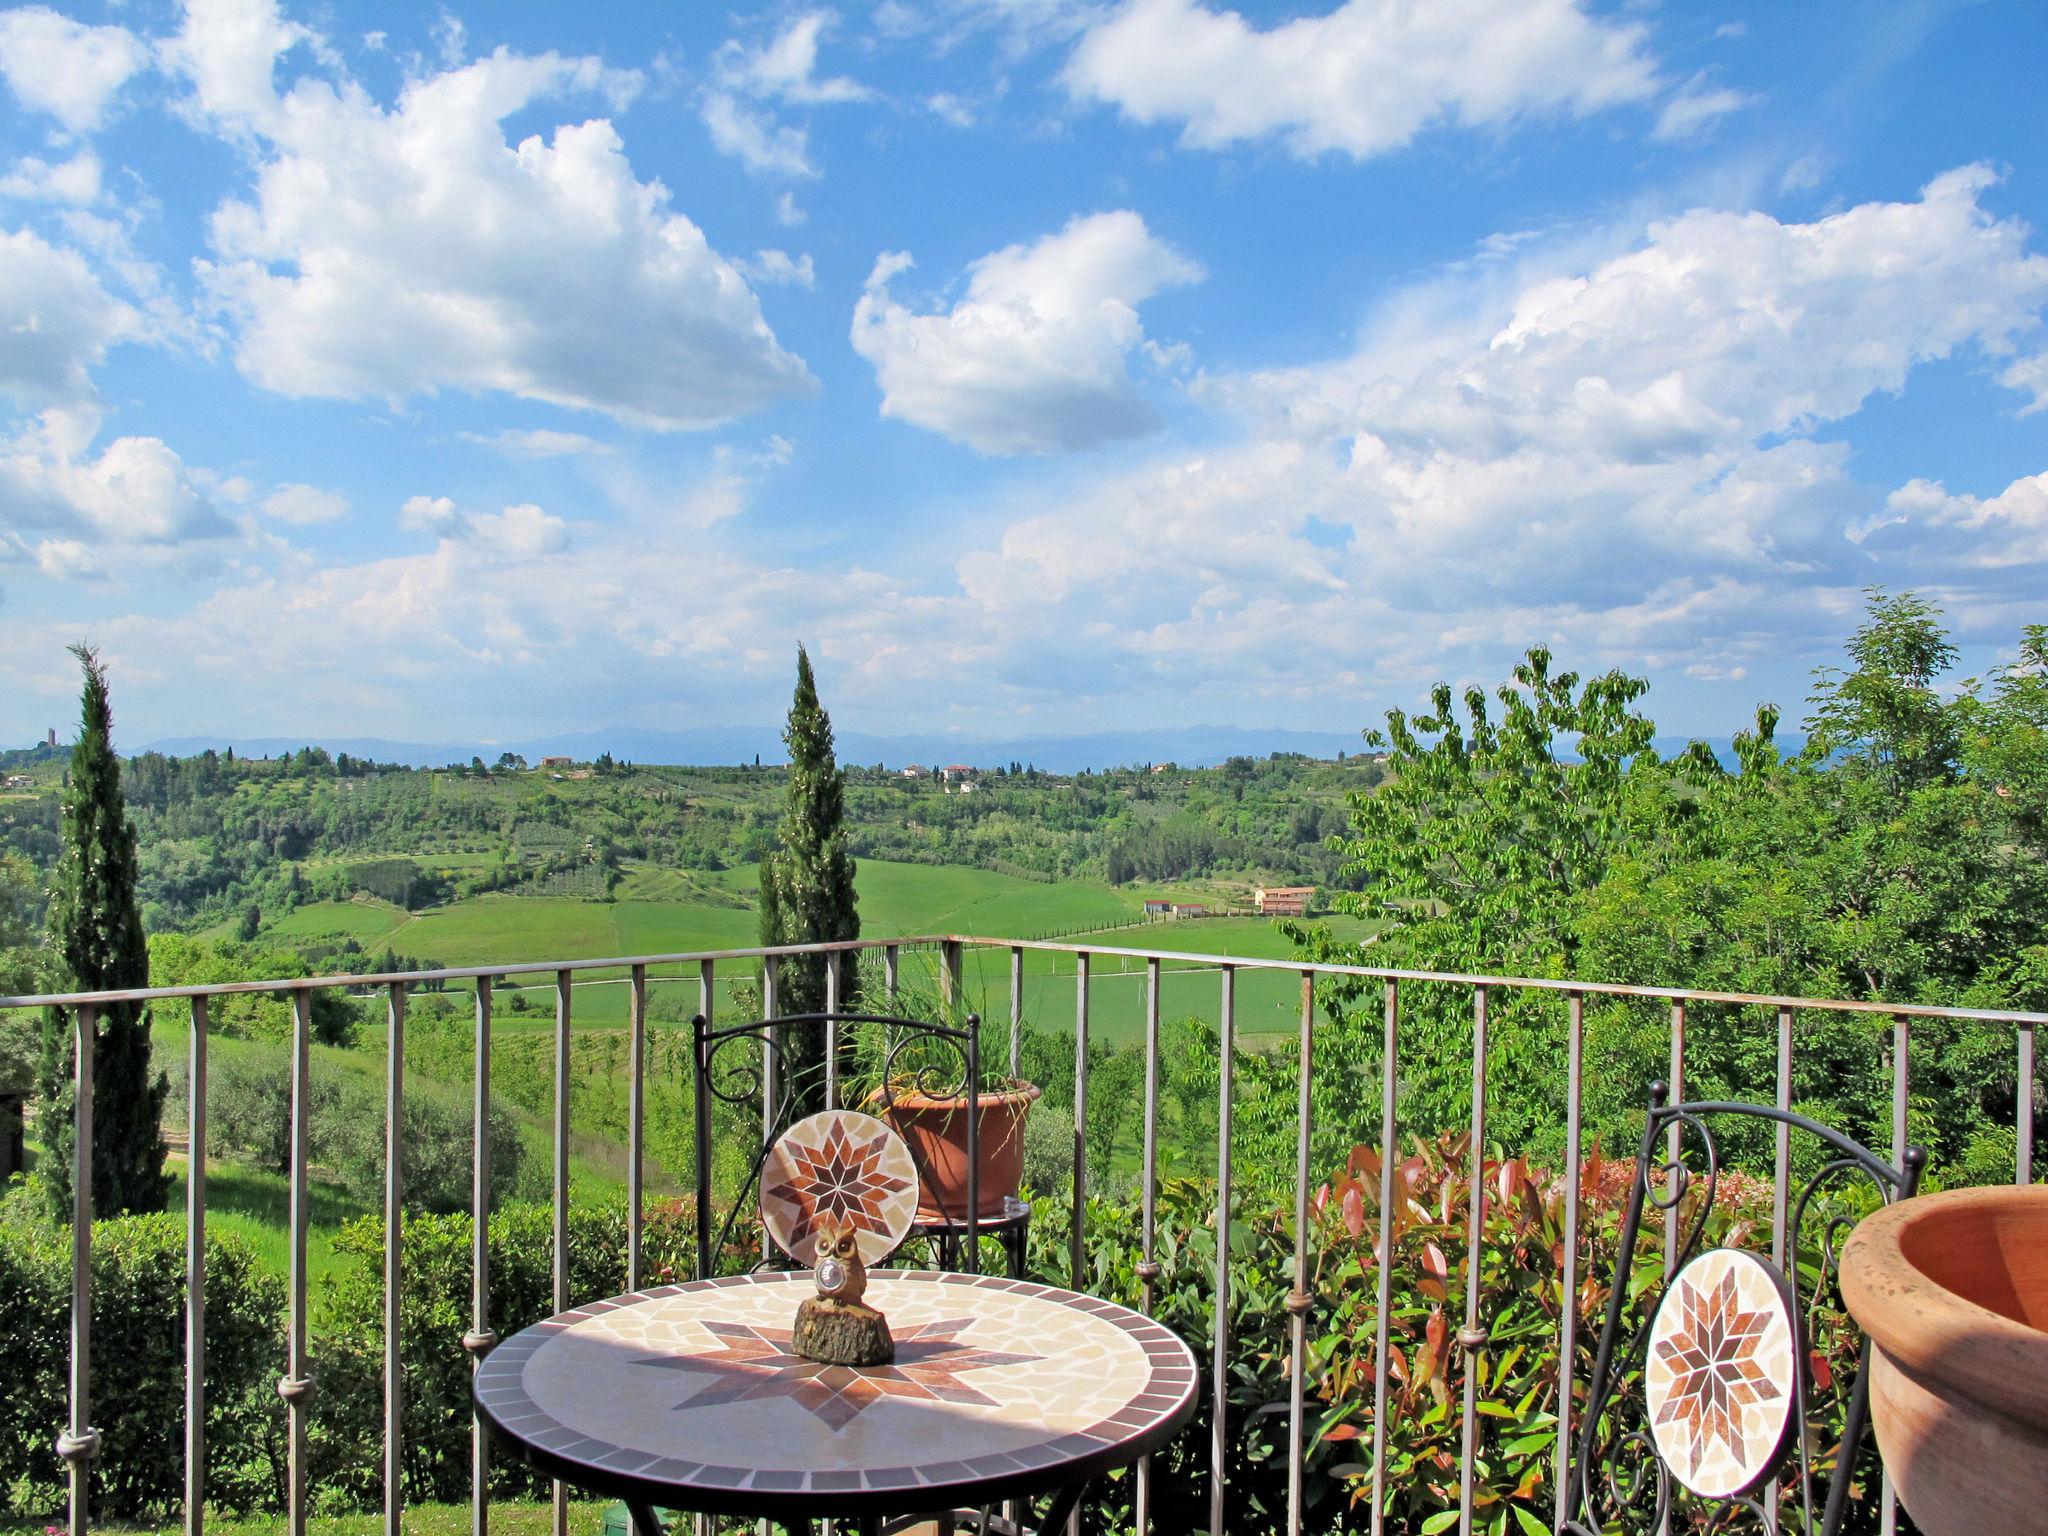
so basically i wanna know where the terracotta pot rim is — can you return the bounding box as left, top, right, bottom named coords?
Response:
left=871, top=1079, right=1043, bottom=1113
left=1840, top=1185, right=2048, bottom=1425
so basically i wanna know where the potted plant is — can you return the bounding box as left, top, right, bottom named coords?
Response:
left=848, top=1009, right=1040, bottom=1222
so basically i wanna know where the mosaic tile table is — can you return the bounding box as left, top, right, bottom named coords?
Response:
left=473, top=1269, right=1199, bottom=1535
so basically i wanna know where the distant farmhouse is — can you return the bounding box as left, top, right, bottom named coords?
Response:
left=902, top=764, right=925, bottom=778
left=1143, top=899, right=1210, bottom=919
left=539, top=755, right=574, bottom=769
left=2, top=774, right=32, bottom=790
left=940, top=764, right=975, bottom=782
left=1254, top=885, right=1317, bottom=917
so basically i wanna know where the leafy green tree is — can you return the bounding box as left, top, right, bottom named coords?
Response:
left=757, top=646, right=859, bottom=1105
left=39, top=644, right=170, bottom=1219
left=1285, top=648, right=1664, bottom=1153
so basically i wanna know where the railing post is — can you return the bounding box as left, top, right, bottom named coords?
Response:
left=628, top=964, right=646, bottom=1291
left=940, top=939, right=963, bottom=1013
left=552, top=971, right=572, bottom=1536
left=762, top=956, right=779, bottom=1263
left=186, top=997, right=208, bottom=1536
left=824, top=952, right=840, bottom=1111
left=1553, top=992, right=1584, bottom=1534
left=1884, top=1014, right=1910, bottom=1536
left=884, top=944, right=899, bottom=1003
left=1135, top=958, right=1162, bottom=1536
left=283, top=990, right=314, bottom=1536
left=1070, top=953, right=1089, bottom=1290
left=1210, top=966, right=1236, bottom=1536
left=1009, top=945, right=1023, bottom=1080
left=1456, top=985, right=1488, bottom=1536
left=1665, top=1000, right=1685, bottom=1276
left=2022, top=1025, right=2037, bottom=1186
left=1370, top=980, right=1398, bottom=1536
left=465, top=978, right=496, bottom=1536
left=384, top=982, right=405, bottom=1536
left=1286, top=972, right=1314, bottom=1536
left=59, top=1005, right=98, bottom=1536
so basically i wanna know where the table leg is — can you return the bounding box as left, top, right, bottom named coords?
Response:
left=626, top=1502, right=667, bottom=1536
left=1032, top=1480, right=1088, bottom=1536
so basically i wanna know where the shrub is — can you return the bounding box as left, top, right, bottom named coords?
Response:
left=189, top=1040, right=525, bottom=1212
left=0, top=1213, right=285, bottom=1521
left=310, top=1200, right=699, bottom=1510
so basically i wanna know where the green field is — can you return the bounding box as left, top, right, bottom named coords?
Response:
left=251, top=862, right=1368, bottom=1045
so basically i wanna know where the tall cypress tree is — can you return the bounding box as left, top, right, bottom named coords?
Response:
left=39, top=644, right=169, bottom=1219
left=757, top=646, right=860, bottom=1107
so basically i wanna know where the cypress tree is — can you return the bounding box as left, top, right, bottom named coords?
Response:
left=757, top=646, right=859, bottom=1107
left=39, top=644, right=169, bottom=1219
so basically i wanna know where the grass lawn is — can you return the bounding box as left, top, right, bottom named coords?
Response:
left=165, top=1154, right=369, bottom=1290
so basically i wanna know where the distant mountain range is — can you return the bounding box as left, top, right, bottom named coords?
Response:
left=133, top=726, right=1784, bottom=773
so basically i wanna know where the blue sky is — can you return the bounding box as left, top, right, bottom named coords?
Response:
left=1, top=0, right=2044, bottom=748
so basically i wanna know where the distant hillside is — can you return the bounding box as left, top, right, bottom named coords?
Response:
left=137, top=727, right=1791, bottom=773
left=141, top=724, right=1373, bottom=773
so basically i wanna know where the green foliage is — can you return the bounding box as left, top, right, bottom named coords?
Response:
left=0, top=1212, right=285, bottom=1521
left=150, top=934, right=359, bottom=1045
left=1288, top=593, right=2047, bottom=1179
left=39, top=643, right=170, bottom=1219
left=193, top=1036, right=526, bottom=1212
left=311, top=1202, right=697, bottom=1510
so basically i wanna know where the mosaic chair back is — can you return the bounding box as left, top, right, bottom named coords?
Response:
left=1562, top=1082, right=1925, bottom=1536
left=689, top=1010, right=983, bottom=1278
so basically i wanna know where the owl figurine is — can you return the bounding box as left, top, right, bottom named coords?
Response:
left=792, top=1212, right=895, bottom=1366
left=812, top=1212, right=869, bottom=1305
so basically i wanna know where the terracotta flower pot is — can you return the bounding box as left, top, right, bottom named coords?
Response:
left=1839, top=1184, right=2048, bottom=1536
left=877, top=1079, right=1041, bottom=1222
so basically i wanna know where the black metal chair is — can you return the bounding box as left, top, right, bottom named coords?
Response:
left=1563, top=1081, right=1925, bottom=1536
left=691, top=1009, right=1027, bottom=1279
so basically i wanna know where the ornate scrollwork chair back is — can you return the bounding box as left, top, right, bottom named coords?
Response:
left=1562, top=1081, right=1925, bottom=1536
left=690, top=1009, right=981, bottom=1279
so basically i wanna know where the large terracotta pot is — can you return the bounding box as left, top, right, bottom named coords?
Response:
left=877, top=1080, right=1041, bottom=1222
left=1839, top=1184, right=2048, bottom=1536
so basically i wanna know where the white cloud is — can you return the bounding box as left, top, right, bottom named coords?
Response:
left=932, top=166, right=2048, bottom=701
left=1877, top=472, right=2048, bottom=569
left=722, top=13, right=872, bottom=106
left=0, top=227, right=139, bottom=408
left=459, top=428, right=615, bottom=458
left=0, top=6, right=149, bottom=133
left=1062, top=0, right=1658, bottom=160
left=261, top=482, right=347, bottom=523
left=399, top=494, right=567, bottom=556
left=701, top=90, right=816, bottom=177
left=739, top=249, right=816, bottom=289
left=851, top=210, right=1203, bottom=454
left=1, top=406, right=227, bottom=548
left=1652, top=73, right=1754, bottom=141
left=2002, top=351, right=2048, bottom=416
left=701, top=11, right=873, bottom=179
left=0, top=150, right=104, bottom=205
left=399, top=492, right=461, bottom=536
left=182, top=0, right=812, bottom=429
left=775, top=191, right=806, bottom=226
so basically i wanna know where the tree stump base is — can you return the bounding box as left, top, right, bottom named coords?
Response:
left=792, top=1297, right=895, bottom=1366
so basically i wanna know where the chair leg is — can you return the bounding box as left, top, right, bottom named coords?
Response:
left=1031, top=1480, right=1088, bottom=1536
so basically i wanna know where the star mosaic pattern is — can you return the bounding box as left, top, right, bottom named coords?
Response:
left=761, top=1110, right=919, bottom=1264
left=1644, top=1248, right=1798, bottom=1498
left=638, top=1316, right=1042, bottom=1431
left=471, top=1271, right=1200, bottom=1503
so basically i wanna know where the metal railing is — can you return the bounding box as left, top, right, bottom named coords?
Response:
left=5, top=935, right=2042, bottom=1536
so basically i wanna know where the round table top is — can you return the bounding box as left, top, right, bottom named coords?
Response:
left=473, top=1269, right=1198, bottom=1517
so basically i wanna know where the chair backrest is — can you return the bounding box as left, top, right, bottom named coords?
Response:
left=1563, top=1081, right=1924, bottom=1536
left=759, top=1107, right=920, bottom=1268
left=690, top=1009, right=981, bottom=1278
